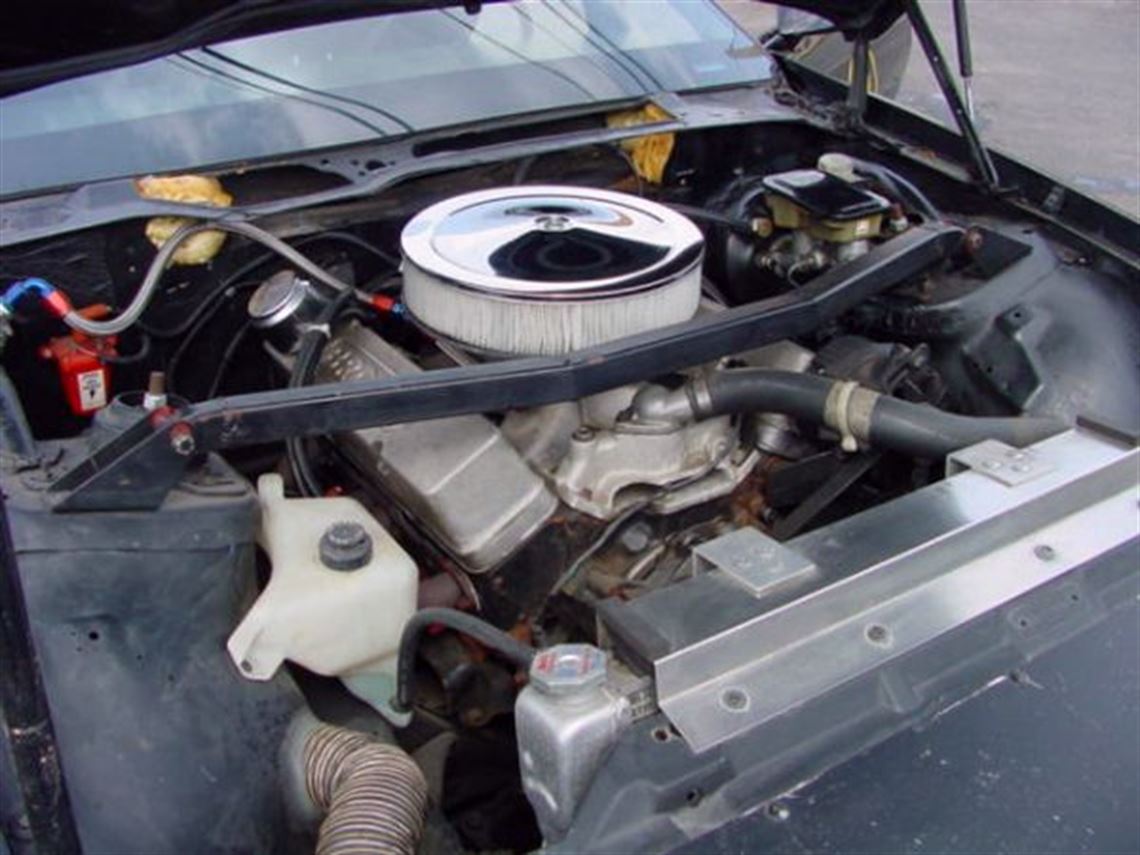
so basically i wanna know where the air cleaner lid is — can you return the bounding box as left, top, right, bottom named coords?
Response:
left=400, top=186, right=703, bottom=300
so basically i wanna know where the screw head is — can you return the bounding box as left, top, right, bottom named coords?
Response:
left=865, top=624, right=891, bottom=646
left=320, top=521, right=373, bottom=571
left=1034, top=544, right=1056, bottom=562
left=719, top=687, right=750, bottom=712
left=529, top=644, right=607, bottom=696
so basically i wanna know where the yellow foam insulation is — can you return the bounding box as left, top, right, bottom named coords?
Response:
left=136, top=174, right=233, bottom=266
left=606, top=103, right=675, bottom=185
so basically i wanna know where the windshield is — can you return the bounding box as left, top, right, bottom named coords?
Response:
left=0, top=0, right=772, bottom=198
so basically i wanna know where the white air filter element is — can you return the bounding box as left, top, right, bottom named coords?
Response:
left=400, top=186, right=704, bottom=356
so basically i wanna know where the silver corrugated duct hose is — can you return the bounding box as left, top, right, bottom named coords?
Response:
left=303, top=723, right=428, bottom=855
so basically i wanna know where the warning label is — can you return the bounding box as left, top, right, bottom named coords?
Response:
left=77, top=369, right=107, bottom=411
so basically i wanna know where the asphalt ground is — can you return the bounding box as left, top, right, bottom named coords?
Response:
left=719, top=0, right=1140, bottom=217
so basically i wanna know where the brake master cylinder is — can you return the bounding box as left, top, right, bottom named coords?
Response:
left=227, top=474, right=417, bottom=722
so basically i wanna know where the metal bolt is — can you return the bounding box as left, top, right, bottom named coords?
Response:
left=619, top=521, right=654, bottom=554
left=1034, top=544, right=1056, bottom=562
left=982, top=459, right=1003, bottom=470
left=169, top=423, right=196, bottom=456
left=572, top=426, right=595, bottom=443
left=767, top=802, right=791, bottom=822
left=320, top=521, right=373, bottom=571
left=720, top=687, right=749, bottom=712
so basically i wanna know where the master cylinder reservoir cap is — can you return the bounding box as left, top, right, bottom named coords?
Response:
left=530, top=644, right=607, bottom=697
left=319, top=521, right=373, bottom=571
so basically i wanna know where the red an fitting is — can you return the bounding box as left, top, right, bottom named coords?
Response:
left=40, top=289, right=73, bottom=319
left=370, top=294, right=398, bottom=313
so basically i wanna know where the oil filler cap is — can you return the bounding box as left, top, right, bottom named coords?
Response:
left=319, top=521, right=373, bottom=571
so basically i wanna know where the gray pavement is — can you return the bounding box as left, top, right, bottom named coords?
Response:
left=719, top=0, right=1140, bottom=217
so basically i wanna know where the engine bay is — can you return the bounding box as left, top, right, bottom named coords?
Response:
left=2, top=119, right=1138, bottom=854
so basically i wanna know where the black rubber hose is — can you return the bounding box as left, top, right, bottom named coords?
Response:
left=867, top=396, right=1066, bottom=459
left=700, top=370, right=836, bottom=423
left=664, top=203, right=756, bottom=236
left=287, top=289, right=357, bottom=496
left=848, top=158, right=943, bottom=223
left=392, top=608, right=537, bottom=717
left=698, top=369, right=1066, bottom=459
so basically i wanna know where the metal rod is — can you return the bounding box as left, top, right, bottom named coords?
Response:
left=907, top=0, right=998, bottom=189
left=846, top=36, right=870, bottom=119
left=952, top=0, right=975, bottom=119
left=0, top=494, right=82, bottom=854
left=48, top=225, right=963, bottom=512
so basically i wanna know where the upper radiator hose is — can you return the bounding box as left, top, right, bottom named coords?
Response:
left=636, top=369, right=1066, bottom=459
left=303, top=723, right=428, bottom=855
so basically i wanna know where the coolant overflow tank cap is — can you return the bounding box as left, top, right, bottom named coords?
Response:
left=319, top=521, right=373, bottom=571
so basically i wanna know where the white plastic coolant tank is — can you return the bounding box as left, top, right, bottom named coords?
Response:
left=227, top=474, right=417, bottom=720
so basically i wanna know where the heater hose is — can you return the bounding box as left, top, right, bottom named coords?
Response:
left=683, top=369, right=1066, bottom=459
left=391, top=608, right=537, bottom=719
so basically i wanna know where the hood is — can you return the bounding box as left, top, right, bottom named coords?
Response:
left=0, top=0, right=905, bottom=96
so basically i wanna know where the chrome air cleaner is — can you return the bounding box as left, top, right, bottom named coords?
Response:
left=400, top=186, right=704, bottom=356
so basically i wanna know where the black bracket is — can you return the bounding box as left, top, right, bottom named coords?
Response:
left=47, top=225, right=963, bottom=513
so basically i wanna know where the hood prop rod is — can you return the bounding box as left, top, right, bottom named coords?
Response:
left=906, top=0, right=999, bottom=191
left=845, top=34, right=871, bottom=119
left=951, top=0, right=976, bottom=119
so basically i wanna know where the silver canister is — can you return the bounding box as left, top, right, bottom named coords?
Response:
left=515, top=645, right=633, bottom=842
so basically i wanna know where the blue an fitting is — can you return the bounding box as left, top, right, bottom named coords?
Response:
left=1, top=277, right=56, bottom=311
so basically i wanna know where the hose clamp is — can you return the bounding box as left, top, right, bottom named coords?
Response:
left=825, top=381, right=878, bottom=453
left=296, top=322, right=332, bottom=339
left=687, top=371, right=714, bottom=418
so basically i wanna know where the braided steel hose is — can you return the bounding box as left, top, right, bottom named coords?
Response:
left=304, top=723, right=428, bottom=855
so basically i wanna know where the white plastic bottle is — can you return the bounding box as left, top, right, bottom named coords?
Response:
left=228, top=474, right=418, bottom=722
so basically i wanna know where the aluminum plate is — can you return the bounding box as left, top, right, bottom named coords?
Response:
left=655, top=428, right=1140, bottom=753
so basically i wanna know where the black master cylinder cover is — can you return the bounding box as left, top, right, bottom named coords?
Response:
left=762, top=169, right=891, bottom=220
left=1, top=452, right=302, bottom=854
